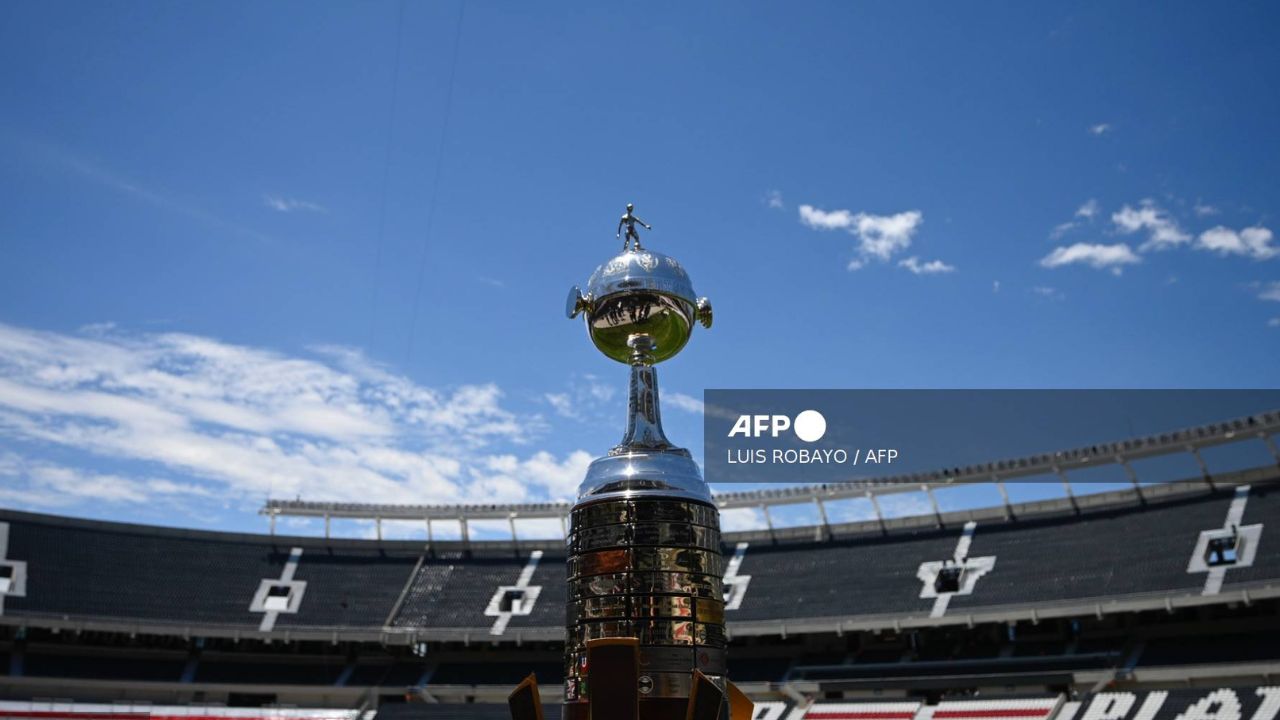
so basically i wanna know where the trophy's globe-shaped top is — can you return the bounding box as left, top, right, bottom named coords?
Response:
left=570, top=247, right=709, bottom=364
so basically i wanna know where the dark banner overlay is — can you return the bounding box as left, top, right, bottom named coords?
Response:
left=702, top=390, right=1280, bottom=485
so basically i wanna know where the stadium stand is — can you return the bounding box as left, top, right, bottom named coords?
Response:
left=1, top=468, right=1278, bottom=716
left=4, top=688, right=1279, bottom=720
left=21, top=650, right=186, bottom=682
left=799, top=700, right=922, bottom=720
left=929, top=698, right=1062, bottom=720
left=374, top=704, right=528, bottom=720
left=5, top=479, right=1277, bottom=640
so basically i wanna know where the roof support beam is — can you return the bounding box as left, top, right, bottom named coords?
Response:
left=1190, top=446, right=1215, bottom=490
left=993, top=477, right=1013, bottom=520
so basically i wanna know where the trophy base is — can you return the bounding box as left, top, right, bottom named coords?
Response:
left=508, top=653, right=752, bottom=720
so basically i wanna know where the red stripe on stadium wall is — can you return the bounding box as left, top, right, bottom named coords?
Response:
left=934, top=710, right=1052, bottom=718
left=806, top=713, right=918, bottom=719
left=0, top=714, right=348, bottom=720
left=0, top=714, right=150, bottom=719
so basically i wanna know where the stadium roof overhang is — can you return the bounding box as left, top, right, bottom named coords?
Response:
left=258, top=409, right=1280, bottom=538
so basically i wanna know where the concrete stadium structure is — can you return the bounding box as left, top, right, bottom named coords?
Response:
left=0, top=410, right=1278, bottom=718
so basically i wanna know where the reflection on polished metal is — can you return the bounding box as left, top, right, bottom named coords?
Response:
left=554, top=206, right=740, bottom=720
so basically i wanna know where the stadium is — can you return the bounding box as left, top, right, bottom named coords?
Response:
left=2, top=410, right=1277, bottom=719
left=5, top=2, right=1280, bottom=719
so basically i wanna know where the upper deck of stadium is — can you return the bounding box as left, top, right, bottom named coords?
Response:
left=1, top=472, right=1276, bottom=645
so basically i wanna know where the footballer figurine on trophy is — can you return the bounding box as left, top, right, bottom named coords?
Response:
left=507, top=205, right=750, bottom=720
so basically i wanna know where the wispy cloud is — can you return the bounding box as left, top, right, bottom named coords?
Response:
left=763, top=190, right=784, bottom=209
left=541, top=374, right=618, bottom=422
left=798, top=205, right=943, bottom=271
left=16, top=137, right=270, bottom=242
left=1258, top=282, right=1280, bottom=302
left=1112, top=202, right=1190, bottom=251
left=666, top=392, right=704, bottom=414
left=898, top=256, right=956, bottom=274
left=718, top=507, right=766, bottom=532
left=468, top=451, right=593, bottom=503
left=1049, top=199, right=1100, bottom=240
left=662, top=392, right=739, bottom=422
left=1196, top=226, right=1277, bottom=260
left=263, top=195, right=327, bottom=213
left=0, top=453, right=215, bottom=508
left=1269, top=318, right=1280, bottom=328
left=1039, top=242, right=1140, bottom=274
left=1194, top=202, right=1220, bottom=217
left=545, top=392, right=576, bottom=418
left=0, top=323, right=586, bottom=516
left=1031, top=285, right=1064, bottom=300
left=1089, top=123, right=1111, bottom=136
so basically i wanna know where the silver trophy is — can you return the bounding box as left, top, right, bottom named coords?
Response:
left=547, top=206, right=745, bottom=720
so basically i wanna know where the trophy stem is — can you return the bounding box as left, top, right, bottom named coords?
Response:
left=612, top=334, right=673, bottom=454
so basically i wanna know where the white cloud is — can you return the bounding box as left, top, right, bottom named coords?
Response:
left=263, top=195, right=327, bottom=213
left=1049, top=221, right=1077, bottom=240
left=718, top=507, right=765, bottom=532
left=1049, top=199, right=1100, bottom=240
left=25, top=138, right=271, bottom=243
left=898, top=256, right=956, bottom=275
left=472, top=450, right=594, bottom=502
left=542, top=374, right=617, bottom=421
left=1196, top=226, right=1277, bottom=260
left=1258, top=282, right=1280, bottom=302
left=1112, top=202, right=1190, bottom=251
left=852, top=211, right=924, bottom=260
left=798, top=205, right=856, bottom=231
left=764, top=190, right=784, bottom=209
left=0, top=323, right=583, bottom=514
left=666, top=392, right=704, bottom=414
left=0, top=453, right=216, bottom=509
left=1195, top=202, right=1220, bottom=217
left=545, top=392, right=575, bottom=418
left=1089, top=123, right=1111, bottom=136
left=1039, top=242, right=1140, bottom=274
left=799, top=205, right=925, bottom=269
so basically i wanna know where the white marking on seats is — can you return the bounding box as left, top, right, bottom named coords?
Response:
left=952, top=522, right=976, bottom=563
left=723, top=542, right=752, bottom=611
left=0, top=522, right=8, bottom=615
left=1187, top=485, right=1260, bottom=596
left=0, top=522, right=28, bottom=616
left=749, top=701, right=787, bottom=720
left=486, top=550, right=544, bottom=635
left=1132, top=691, right=1169, bottom=720
left=280, top=548, right=302, bottom=582
left=515, top=551, right=541, bottom=586
left=254, top=547, right=305, bottom=632
left=917, top=522, right=996, bottom=619
left=931, top=522, right=976, bottom=618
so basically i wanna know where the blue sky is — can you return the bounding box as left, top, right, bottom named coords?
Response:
left=1, top=2, right=1278, bottom=537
